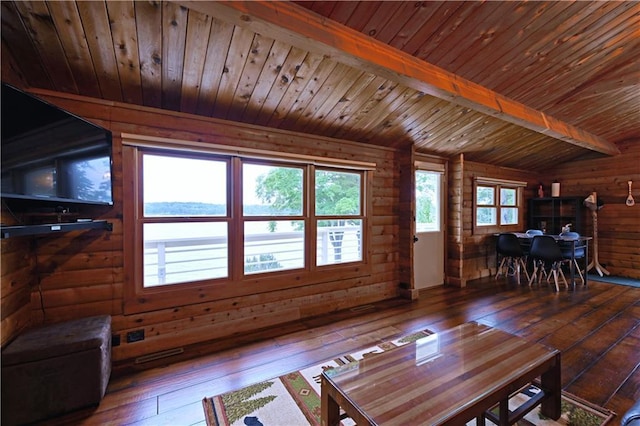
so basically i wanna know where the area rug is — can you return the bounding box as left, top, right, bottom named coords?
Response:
left=588, top=274, right=640, bottom=288
left=202, top=329, right=615, bottom=426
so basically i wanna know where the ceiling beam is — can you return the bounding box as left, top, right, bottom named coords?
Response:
left=179, top=0, right=620, bottom=156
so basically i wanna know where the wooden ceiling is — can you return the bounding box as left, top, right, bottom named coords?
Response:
left=1, top=1, right=637, bottom=170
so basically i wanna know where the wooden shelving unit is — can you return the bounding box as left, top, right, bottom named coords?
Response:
left=528, top=197, right=583, bottom=235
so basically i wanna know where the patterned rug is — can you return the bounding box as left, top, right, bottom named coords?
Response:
left=202, top=329, right=615, bottom=426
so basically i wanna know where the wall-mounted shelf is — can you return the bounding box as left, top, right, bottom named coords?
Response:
left=1, top=220, right=112, bottom=239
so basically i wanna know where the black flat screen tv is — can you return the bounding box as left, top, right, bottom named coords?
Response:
left=1, top=83, right=113, bottom=206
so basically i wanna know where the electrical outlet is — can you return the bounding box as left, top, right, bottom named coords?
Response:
left=126, top=329, right=145, bottom=343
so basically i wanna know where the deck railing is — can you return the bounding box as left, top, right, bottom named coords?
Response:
left=143, top=226, right=361, bottom=286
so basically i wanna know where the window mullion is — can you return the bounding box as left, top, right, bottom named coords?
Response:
left=308, top=165, right=316, bottom=270
left=231, top=157, right=243, bottom=280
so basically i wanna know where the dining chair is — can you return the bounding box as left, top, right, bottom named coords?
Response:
left=495, top=233, right=530, bottom=285
left=559, top=231, right=585, bottom=283
left=528, top=235, right=567, bottom=292
left=522, top=229, right=544, bottom=259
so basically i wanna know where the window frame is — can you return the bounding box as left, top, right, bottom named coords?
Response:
left=122, top=139, right=373, bottom=314
left=473, top=177, right=525, bottom=235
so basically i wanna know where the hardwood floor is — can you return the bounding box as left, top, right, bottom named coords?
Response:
left=45, top=277, right=639, bottom=426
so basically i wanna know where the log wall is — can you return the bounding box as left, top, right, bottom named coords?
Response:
left=0, top=91, right=401, bottom=361
left=544, top=140, right=640, bottom=279
left=449, top=140, right=639, bottom=286
left=456, top=159, right=540, bottom=286
left=2, top=89, right=636, bottom=362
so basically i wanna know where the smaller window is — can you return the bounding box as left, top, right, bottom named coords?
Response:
left=474, top=179, right=524, bottom=233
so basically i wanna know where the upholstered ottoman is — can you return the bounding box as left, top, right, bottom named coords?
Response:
left=1, top=315, right=111, bottom=425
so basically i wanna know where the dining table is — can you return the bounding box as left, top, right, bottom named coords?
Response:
left=510, top=232, right=591, bottom=289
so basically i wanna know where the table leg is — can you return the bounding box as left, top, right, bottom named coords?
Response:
left=570, top=240, right=576, bottom=290
left=499, top=399, right=509, bottom=426
left=540, top=353, right=562, bottom=420
left=584, top=240, right=589, bottom=286
left=321, top=375, right=341, bottom=426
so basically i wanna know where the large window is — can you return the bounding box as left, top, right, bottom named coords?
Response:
left=124, top=144, right=371, bottom=312
left=474, top=178, right=525, bottom=233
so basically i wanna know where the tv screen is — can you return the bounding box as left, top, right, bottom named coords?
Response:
left=1, top=83, right=113, bottom=206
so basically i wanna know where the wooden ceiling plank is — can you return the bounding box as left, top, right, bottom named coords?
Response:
left=324, top=75, right=404, bottom=139
left=387, top=2, right=450, bottom=52
left=105, top=1, right=144, bottom=105
left=494, top=2, right=636, bottom=105
left=370, top=2, right=424, bottom=44
left=76, top=1, right=123, bottom=102
left=227, top=33, right=276, bottom=122
left=433, top=2, right=532, bottom=75
left=291, top=62, right=360, bottom=131
left=133, top=0, right=162, bottom=108
left=1, top=39, right=27, bottom=87
left=460, top=1, right=576, bottom=87
left=195, top=18, right=234, bottom=117
left=340, top=1, right=383, bottom=33
left=161, top=2, right=188, bottom=111
left=47, top=2, right=102, bottom=98
left=521, top=18, right=640, bottom=113
left=330, top=78, right=401, bottom=141
left=407, top=2, right=467, bottom=60
left=180, top=9, right=213, bottom=115
left=0, top=2, right=51, bottom=89
left=263, top=51, right=325, bottom=128
left=275, top=57, right=340, bottom=131
left=245, top=43, right=308, bottom=125
left=13, top=1, right=78, bottom=94
left=359, top=88, right=433, bottom=145
left=305, top=69, right=376, bottom=135
left=350, top=85, right=416, bottom=144
left=212, top=25, right=254, bottom=119
left=179, top=1, right=620, bottom=156
left=300, top=0, right=339, bottom=20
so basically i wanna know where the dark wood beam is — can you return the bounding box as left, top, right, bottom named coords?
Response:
left=179, top=0, right=620, bottom=156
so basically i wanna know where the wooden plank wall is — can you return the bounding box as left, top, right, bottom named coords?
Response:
left=397, top=145, right=415, bottom=293
left=459, top=161, right=539, bottom=284
left=545, top=139, right=640, bottom=279
left=0, top=90, right=402, bottom=362
left=446, top=154, right=465, bottom=286
left=449, top=140, right=639, bottom=286
left=0, top=230, right=34, bottom=346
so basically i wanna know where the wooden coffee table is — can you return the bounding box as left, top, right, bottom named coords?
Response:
left=321, top=322, right=561, bottom=425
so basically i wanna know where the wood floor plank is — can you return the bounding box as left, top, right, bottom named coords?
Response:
left=39, top=278, right=639, bottom=425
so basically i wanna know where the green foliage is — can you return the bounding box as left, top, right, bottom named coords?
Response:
left=255, top=168, right=303, bottom=216
left=245, top=253, right=282, bottom=273
left=416, top=171, right=437, bottom=225
left=315, top=170, right=360, bottom=216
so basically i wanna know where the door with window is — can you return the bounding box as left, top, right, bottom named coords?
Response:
left=413, top=167, right=445, bottom=289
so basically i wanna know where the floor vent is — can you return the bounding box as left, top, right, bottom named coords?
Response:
left=135, top=347, right=184, bottom=364
left=350, top=304, right=375, bottom=313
